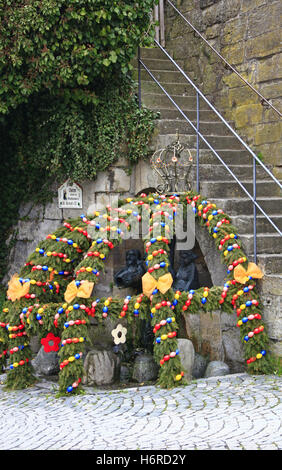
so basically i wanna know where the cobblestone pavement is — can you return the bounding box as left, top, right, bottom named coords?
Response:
left=0, top=372, right=281, bottom=451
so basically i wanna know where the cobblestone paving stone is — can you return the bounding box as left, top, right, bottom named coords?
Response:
left=0, top=373, right=281, bottom=450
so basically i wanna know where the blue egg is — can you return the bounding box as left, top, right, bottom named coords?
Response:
left=59, top=271, right=65, bottom=276
left=42, top=265, right=48, bottom=271
left=36, top=314, right=42, bottom=320
left=103, top=307, right=108, bottom=313
left=39, top=249, right=44, bottom=254
left=116, top=228, right=121, bottom=234
left=175, top=349, right=179, bottom=355
left=64, top=323, right=69, bottom=328
left=242, top=317, right=248, bottom=323
left=152, top=289, right=158, bottom=295
left=58, top=308, right=64, bottom=314
left=246, top=301, right=252, bottom=307
left=201, top=298, right=207, bottom=304
left=173, top=300, right=178, bottom=306
left=244, top=335, right=249, bottom=342
left=73, top=304, right=80, bottom=310
left=243, top=287, right=249, bottom=292
left=75, top=280, right=81, bottom=286
left=167, top=317, right=172, bottom=323
left=156, top=337, right=161, bottom=343
left=75, top=354, right=81, bottom=360
left=261, top=350, right=266, bottom=356
left=227, top=246, right=233, bottom=251
left=160, top=262, right=166, bottom=268
left=134, top=310, right=139, bottom=315
left=67, top=386, right=73, bottom=393
left=151, top=238, right=157, bottom=244
left=22, top=308, right=28, bottom=314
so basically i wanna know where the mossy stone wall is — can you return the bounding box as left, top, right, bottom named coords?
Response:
left=165, top=0, right=281, bottom=177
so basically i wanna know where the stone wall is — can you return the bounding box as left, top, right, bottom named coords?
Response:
left=165, top=0, right=282, bottom=178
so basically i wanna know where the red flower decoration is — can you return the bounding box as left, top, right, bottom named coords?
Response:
left=41, top=332, right=61, bottom=353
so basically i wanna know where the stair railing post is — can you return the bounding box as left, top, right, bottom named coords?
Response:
left=196, top=91, right=200, bottom=193
left=138, top=46, right=141, bottom=109
left=253, top=158, right=257, bottom=263
left=159, top=0, right=165, bottom=47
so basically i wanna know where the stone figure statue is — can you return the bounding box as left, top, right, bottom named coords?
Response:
left=172, top=250, right=200, bottom=292
left=114, top=249, right=146, bottom=290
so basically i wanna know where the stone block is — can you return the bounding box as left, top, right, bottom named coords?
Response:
left=254, top=122, right=282, bottom=146
left=257, top=54, right=282, bottom=83
left=234, top=104, right=263, bottom=129
left=221, top=42, right=245, bottom=65
left=32, top=347, right=59, bottom=376
left=204, top=360, right=230, bottom=377
left=177, top=338, right=195, bottom=381
left=132, top=353, right=159, bottom=382
left=200, top=311, right=224, bottom=361
left=245, top=32, right=281, bottom=60
left=111, top=168, right=131, bottom=193
left=222, top=17, right=247, bottom=46
left=83, top=349, right=121, bottom=386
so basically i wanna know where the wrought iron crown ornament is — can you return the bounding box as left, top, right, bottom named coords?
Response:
left=150, top=130, right=193, bottom=194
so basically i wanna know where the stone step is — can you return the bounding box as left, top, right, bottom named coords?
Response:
left=156, top=118, right=235, bottom=137
left=153, top=130, right=244, bottom=150
left=193, top=164, right=273, bottom=182
left=209, top=197, right=282, bottom=217
left=256, top=254, right=282, bottom=275
left=230, top=215, right=282, bottom=235
left=199, top=180, right=282, bottom=199
left=240, top=234, right=282, bottom=255
left=156, top=108, right=218, bottom=121
left=139, top=47, right=167, bottom=60
left=140, top=80, right=201, bottom=99
left=141, top=92, right=211, bottom=111
left=133, top=68, right=189, bottom=84
left=132, top=57, right=185, bottom=72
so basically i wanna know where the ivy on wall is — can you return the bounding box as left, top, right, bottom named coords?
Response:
left=0, top=0, right=159, bottom=281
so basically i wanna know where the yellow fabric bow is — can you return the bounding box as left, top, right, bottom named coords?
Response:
left=7, top=274, right=30, bottom=302
left=233, top=262, right=263, bottom=284
left=64, top=280, right=94, bottom=304
left=142, top=272, right=173, bottom=297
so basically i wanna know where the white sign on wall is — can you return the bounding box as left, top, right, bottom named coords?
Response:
left=58, top=180, right=83, bottom=209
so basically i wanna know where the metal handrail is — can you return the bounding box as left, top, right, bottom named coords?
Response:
left=167, top=0, right=282, bottom=118
left=153, top=40, right=282, bottom=190
left=137, top=47, right=282, bottom=262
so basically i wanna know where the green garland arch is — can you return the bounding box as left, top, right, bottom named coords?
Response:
left=0, top=191, right=273, bottom=395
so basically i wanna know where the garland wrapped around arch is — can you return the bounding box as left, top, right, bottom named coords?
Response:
left=0, top=191, right=273, bottom=395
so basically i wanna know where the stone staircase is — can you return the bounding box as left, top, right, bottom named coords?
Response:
left=133, top=47, right=282, bottom=276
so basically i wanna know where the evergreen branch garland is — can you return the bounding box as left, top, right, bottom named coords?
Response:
left=0, top=191, right=273, bottom=395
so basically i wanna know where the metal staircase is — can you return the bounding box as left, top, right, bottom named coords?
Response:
left=133, top=44, right=282, bottom=275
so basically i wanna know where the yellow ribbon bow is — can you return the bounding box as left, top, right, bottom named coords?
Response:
left=64, top=280, right=94, bottom=304
left=233, top=262, right=263, bottom=284
left=142, top=272, right=173, bottom=297
left=7, top=274, right=30, bottom=302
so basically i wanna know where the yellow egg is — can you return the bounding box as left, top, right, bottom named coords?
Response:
left=161, top=334, right=167, bottom=341
left=238, top=290, right=244, bottom=296
left=38, top=308, right=44, bottom=314
left=69, top=356, right=75, bottom=362
left=208, top=215, right=213, bottom=221
left=175, top=374, right=182, bottom=381
left=13, top=362, right=19, bottom=368
left=151, top=308, right=156, bottom=314
left=86, top=267, right=92, bottom=272
left=256, top=353, right=262, bottom=359
left=134, top=303, right=140, bottom=309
